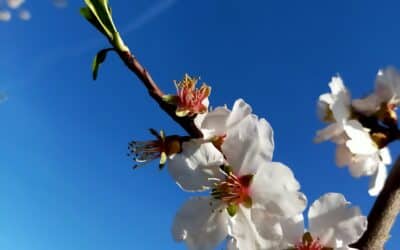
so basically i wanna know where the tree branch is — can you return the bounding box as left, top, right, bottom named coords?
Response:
left=115, top=50, right=202, bottom=138
left=351, top=156, right=400, bottom=249
left=81, top=0, right=203, bottom=138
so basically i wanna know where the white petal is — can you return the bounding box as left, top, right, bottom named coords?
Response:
left=314, top=123, right=344, bottom=143
left=250, top=208, right=284, bottom=241
left=195, top=107, right=230, bottom=139
left=347, top=154, right=379, bottom=177
left=319, top=93, right=334, bottom=105
left=257, top=118, right=275, bottom=161
left=317, top=94, right=332, bottom=121
left=352, top=94, right=380, bottom=115
left=230, top=207, right=280, bottom=250
left=279, top=214, right=305, bottom=247
left=379, top=147, right=392, bottom=165
left=172, top=197, right=229, bottom=250
left=308, top=193, right=367, bottom=248
left=194, top=99, right=253, bottom=140
left=331, top=93, right=351, bottom=123
left=329, top=76, right=347, bottom=96
left=376, top=67, right=400, bottom=103
left=250, top=162, right=307, bottom=217
left=222, top=115, right=274, bottom=175
left=318, top=93, right=333, bottom=105
left=168, top=140, right=224, bottom=191
left=227, top=238, right=239, bottom=250
left=329, top=76, right=351, bottom=121
left=225, top=99, right=253, bottom=128
left=344, top=120, right=377, bottom=155
left=368, top=163, right=387, bottom=196
left=202, top=97, right=210, bottom=110
left=336, top=144, right=352, bottom=167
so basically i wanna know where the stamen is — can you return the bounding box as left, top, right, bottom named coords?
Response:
left=211, top=171, right=253, bottom=207
left=174, top=74, right=211, bottom=117
left=294, top=232, right=331, bottom=250
left=128, top=130, right=183, bottom=170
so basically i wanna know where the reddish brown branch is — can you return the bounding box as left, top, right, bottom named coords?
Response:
left=114, top=50, right=203, bottom=138
left=351, top=156, right=400, bottom=249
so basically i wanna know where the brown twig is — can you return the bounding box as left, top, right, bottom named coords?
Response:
left=351, top=156, right=400, bottom=249
left=113, top=50, right=203, bottom=138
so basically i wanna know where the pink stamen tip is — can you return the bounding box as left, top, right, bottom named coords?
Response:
left=295, top=239, right=324, bottom=250
left=175, top=76, right=210, bottom=115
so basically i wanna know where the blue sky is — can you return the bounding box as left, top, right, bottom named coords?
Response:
left=1, top=0, right=400, bottom=249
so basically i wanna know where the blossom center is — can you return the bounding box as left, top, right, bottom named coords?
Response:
left=211, top=171, right=253, bottom=207
left=295, top=241, right=324, bottom=250
left=293, top=232, right=331, bottom=250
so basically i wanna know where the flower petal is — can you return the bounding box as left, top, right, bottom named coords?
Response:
left=172, top=197, right=229, bottom=250
left=195, top=106, right=230, bottom=139
left=250, top=208, right=284, bottom=242
left=347, top=154, right=380, bottom=177
left=227, top=238, right=239, bottom=250
left=344, top=120, right=377, bottom=155
left=317, top=93, right=333, bottom=121
left=222, top=115, right=274, bottom=175
left=379, top=147, right=392, bottom=165
left=314, top=123, right=344, bottom=143
left=250, top=162, right=307, bottom=217
left=257, top=118, right=275, bottom=161
left=308, top=193, right=367, bottom=248
left=229, top=207, right=280, bottom=250
left=335, top=144, right=352, bottom=167
left=319, top=93, right=334, bottom=105
left=168, top=140, right=224, bottom=191
left=225, top=99, right=253, bottom=128
left=352, top=94, right=380, bottom=115
left=376, top=67, right=400, bottom=104
left=329, top=76, right=351, bottom=122
left=279, top=214, right=305, bottom=247
left=368, top=163, right=387, bottom=196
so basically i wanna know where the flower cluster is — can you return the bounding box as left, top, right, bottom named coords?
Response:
left=315, top=67, right=400, bottom=196
left=129, top=74, right=369, bottom=249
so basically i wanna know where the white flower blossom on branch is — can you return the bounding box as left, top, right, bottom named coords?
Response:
left=353, top=67, right=400, bottom=117
left=280, top=193, right=367, bottom=250
left=172, top=107, right=306, bottom=250
left=315, top=76, right=393, bottom=196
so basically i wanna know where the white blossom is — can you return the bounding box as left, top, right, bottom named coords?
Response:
left=315, top=76, right=351, bottom=143
left=128, top=129, right=224, bottom=190
left=353, top=67, right=400, bottom=115
left=375, top=67, right=400, bottom=105
left=172, top=112, right=306, bottom=250
left=315, top=77, right=392, bottom=196
left=336, top=120, right=391, bottom=196
left=195, top=98, right=274, bottom=159
left=279, top=193, right=367, bottom=250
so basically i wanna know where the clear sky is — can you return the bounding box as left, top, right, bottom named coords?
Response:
left=1, top=1, right=400, bottom=249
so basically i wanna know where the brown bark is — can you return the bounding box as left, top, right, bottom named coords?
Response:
left=111, top=50, right=203, bottom=138
left=351, top=156, right=400, bottom=250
